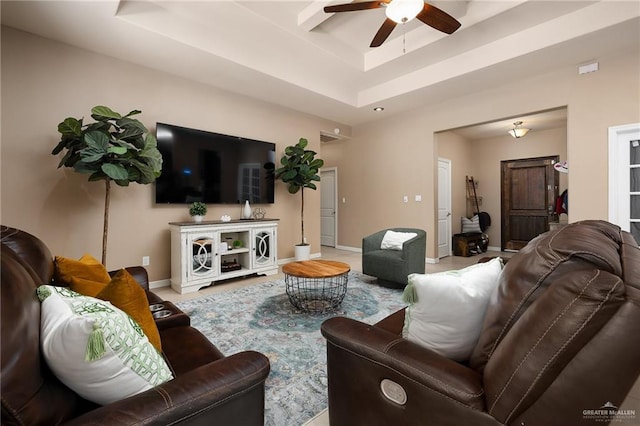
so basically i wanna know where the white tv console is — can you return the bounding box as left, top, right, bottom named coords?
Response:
left=169, top=219, right=279, bottom=294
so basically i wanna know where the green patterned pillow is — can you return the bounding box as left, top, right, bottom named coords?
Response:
left=37, top=285, right=173, bottom=405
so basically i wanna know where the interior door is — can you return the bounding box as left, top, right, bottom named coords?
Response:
left=438, top=158, right=452, bottom=258
left=320, top=169, right=337, bottom=247
left=608, top=123, right=640, bottom=244
left=501, top=156, right=559, bottom=251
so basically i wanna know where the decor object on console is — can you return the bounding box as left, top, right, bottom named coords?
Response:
left=254, top=207, right=266, bottom=220
left=322, top=220, right=640, bottom=426
left=52, top=105, right=162, bottom=265
left=221, top=214, right=232, bottom=222
left=362, top=228, right=426, bottom=288
left=169, top=219, right=279, bottom=293
left=324, top=0, right=461, bottom=48
left=275, top=137, right=324, bottom=261
left=242, top=200, right=252, bottom=219
left=189, top=201, right=207, bottom=222
left=508, top=120, right=530, bottom=138
left=1, top=225, right=270, bottom=425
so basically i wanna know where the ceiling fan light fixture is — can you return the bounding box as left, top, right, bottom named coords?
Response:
left=508, top=121, right=530, bottom=139
left=385, top=0, right=424, bottom=24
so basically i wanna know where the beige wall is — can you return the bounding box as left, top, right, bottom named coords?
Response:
left=3, top=26, right=639, bottom=274
left=1, top=27, right=346, bottom=280
left=324, top=47, right=639, bottom=259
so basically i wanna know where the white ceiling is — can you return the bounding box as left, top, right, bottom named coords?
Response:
left=2, top=1, right=639, bottom=129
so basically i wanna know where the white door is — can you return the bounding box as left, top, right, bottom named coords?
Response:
left=438, top=158, right=452, bottom=258
left=609, top=123, right=640, bottom=244
left=320, top=168, right=337, bottom=247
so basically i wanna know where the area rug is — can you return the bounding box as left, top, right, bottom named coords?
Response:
left=175, top=271, right=406, bottom=426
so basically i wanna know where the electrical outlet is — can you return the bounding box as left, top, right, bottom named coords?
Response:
left=403, top=196, right=409, bottom=203
left=142, top=256, right=150, bottom=266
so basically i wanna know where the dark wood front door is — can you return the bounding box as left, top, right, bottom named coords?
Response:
left=501, top=156, right=559, bottom=251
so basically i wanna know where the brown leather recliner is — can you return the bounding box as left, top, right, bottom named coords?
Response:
left=1, top=226, right=270, bottom=425
left=322, top=220, right=640, bottom=426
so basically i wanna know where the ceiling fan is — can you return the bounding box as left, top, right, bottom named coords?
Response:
left=324, top=0, right=461, bottom=48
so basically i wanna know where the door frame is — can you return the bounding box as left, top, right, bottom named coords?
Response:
left=437, top=157, right=452, bottom=258
left=608, top=123, right=640, bottom=232
left=320, top=167, right=338, bottom=247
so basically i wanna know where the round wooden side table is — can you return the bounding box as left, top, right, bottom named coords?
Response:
left=282, top=260, right=350, bottom=313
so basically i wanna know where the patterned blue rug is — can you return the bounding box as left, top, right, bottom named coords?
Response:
left=175, top=271, right=406, bottom=426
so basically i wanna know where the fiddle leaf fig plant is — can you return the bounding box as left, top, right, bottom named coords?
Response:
left=274, top=137, right=324, bottom=246
left=52, top=105, right=162, bottom=265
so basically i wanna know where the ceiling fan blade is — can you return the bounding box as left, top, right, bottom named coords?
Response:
left=370, top=18, right=397, bottom=47
left=416, top=2, right=461, bottom=34
left=324, top=1, right=387, bottom=13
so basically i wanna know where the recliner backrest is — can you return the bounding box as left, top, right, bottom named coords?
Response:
left=470, top=220, right=640, bottom=425
left=1, top=227, right=83, bottom=425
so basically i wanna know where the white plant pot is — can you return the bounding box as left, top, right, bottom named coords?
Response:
left=294, top=245, right=310, bottom=261
left=192, top=215, right=204, bottom=223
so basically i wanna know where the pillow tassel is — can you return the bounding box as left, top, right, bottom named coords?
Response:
left=402, top=282, right=418, bottom=304
left=85, top=323, right=106, bottom=361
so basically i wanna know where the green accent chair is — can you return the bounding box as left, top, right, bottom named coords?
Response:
left=362, top=228, right=426, bottom=288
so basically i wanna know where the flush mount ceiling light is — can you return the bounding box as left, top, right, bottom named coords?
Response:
left=385, top=0, right=423, bottom=23
left=373, top=106, right=385, bottom=112
left=508, top=121, right=530, bottom=139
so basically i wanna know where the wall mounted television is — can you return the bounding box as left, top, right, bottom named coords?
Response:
left=155, top=122, right=276, bottom=204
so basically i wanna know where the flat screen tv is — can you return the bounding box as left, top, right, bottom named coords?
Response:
left=155, top=123, right=276, bottom=204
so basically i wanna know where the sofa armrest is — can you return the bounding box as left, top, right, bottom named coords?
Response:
left=321, top=316, right=485, bottom=408
left=63, top=351, right=270, bottom=426
left=400, top=232, right=426, bottom=262
left=362, top=230, right=386, bottom=253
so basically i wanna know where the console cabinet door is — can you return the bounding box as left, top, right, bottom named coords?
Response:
left=186, top=232, right=218, bottom=281
left=252, top=226, right=277, bottom=270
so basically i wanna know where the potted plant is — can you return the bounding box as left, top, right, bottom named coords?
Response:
left=274, top=137, right=324, bottom=261
left=189, top=201, right=207, bottom=222
left=52, top=105, right=162, bottom=265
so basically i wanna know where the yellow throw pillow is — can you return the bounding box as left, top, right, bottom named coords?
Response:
left=69, top=276, right=108, bottom=297
left=54, top=254, right=111, bottom=287
left=96, top=269, right=162, bottom=352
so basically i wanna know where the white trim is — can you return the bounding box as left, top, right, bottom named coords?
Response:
left=278, top=252, right=322, bottom=264
left=608, top=123, right=640, bottom=231
left=426, top=257, right=439, bottom=264
left=335, top=245, right=361, bottom=252
left=150, top=278, right=170, bottom=289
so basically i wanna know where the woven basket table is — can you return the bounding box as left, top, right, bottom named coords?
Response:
left=283, top=260, right=350, bottom=313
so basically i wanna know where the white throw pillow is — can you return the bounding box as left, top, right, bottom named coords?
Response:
left=380, top=230, right=418, bottom=250
left=37, top=285, right=173, bottom=405
left=402, top=257, right=503, bottom=361
left=461, top=215, right=482, bottom=233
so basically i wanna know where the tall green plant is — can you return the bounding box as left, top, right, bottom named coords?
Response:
left=52, top=105, right=162, bottom=265
left=274, top=137, right=324, bottom=246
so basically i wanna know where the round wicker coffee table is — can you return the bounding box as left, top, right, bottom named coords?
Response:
left=283, top=260, right=350, bottom=313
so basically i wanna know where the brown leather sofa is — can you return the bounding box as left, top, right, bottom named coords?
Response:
left=1, top=226, right=270, bottom=425
left=322, top=220, right=640, bottom=425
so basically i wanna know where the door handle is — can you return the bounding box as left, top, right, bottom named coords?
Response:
left=447, top=212, right=451, bottom=217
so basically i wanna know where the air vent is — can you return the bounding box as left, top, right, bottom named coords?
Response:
left=320, top=130, right=349, bottom=143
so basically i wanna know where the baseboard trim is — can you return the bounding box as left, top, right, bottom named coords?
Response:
left=335, top=245, right=361, bottom=252
left=278, top=252, right=322, bottom=264
left=150, top=279, right=170, bottom=289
